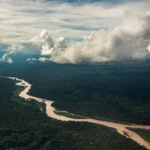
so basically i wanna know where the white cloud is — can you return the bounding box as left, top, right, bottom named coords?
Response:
left=31, top=12, right=150, bottom=64
left=0, top=44, right=26, bottom=63
left=7, top=58, right=13, bottom=63
left=1, top=0, right=150, bottom=63
left=39, top=57, right=49, bottom=62
left=26, top=58, right=37, bottom=62
left=0, top=50, right=14, bottom=63
left=1, top=0, right=149, bottom=46
left=147, top=45, right=150, bottom=52
left=26, top=57, right=50, bottom=63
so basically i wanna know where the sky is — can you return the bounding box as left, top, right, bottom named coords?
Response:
left=1, top=0, right=150, bottom=63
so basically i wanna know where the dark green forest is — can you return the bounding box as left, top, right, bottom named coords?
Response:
left=0, top=77, right=146, bottom=150
left=0, top=61, right=150, bottom=124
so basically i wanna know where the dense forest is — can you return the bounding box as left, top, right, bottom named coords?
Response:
left=0, top=61, right=150, bottom=125
left=0, top=77, right=146, bottom=150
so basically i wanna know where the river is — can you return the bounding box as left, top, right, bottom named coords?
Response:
left=6, top=76, right=150, bottom=150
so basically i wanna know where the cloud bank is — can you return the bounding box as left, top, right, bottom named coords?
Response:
left=1, top=0, right=150, bottom=64
left=1, top=0, right=148, bottom=48
left=31, top=12, right=150, bottom=64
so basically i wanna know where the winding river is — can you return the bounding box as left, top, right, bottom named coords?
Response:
left=5, top=77, right=150, bottom=149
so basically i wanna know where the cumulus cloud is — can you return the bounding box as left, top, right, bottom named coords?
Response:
left=2, top=0, right=150, bottom=62
left=31, top=12, right=150, bottom=64
left=0, top=44, right=22, bottom=63
left=0, top=51, right=14, bottom=63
